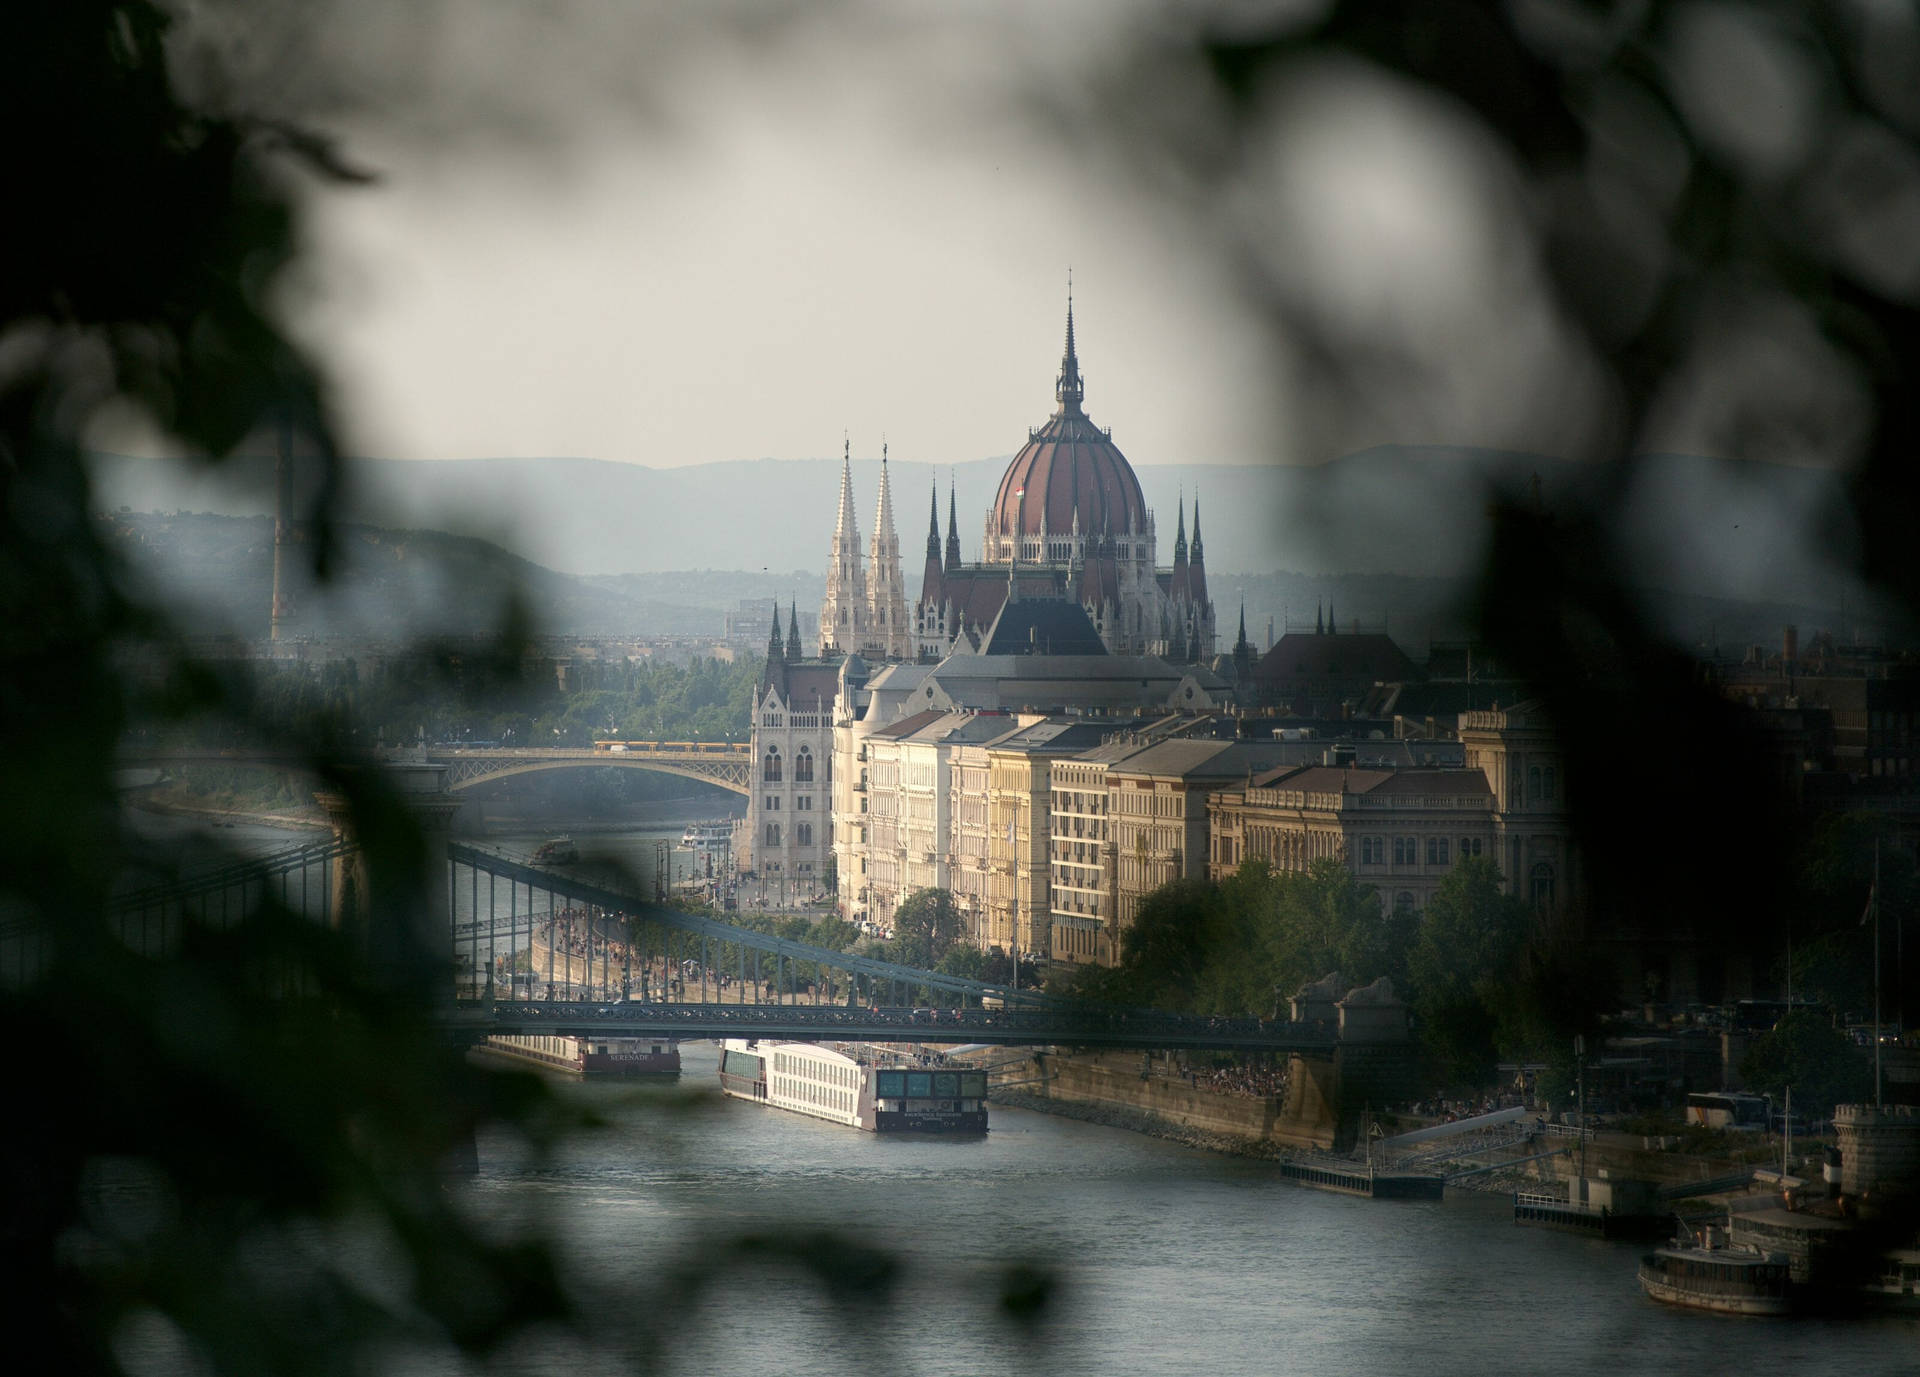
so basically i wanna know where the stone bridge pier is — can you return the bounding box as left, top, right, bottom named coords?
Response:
left=315, top=755, right=462, bottom=985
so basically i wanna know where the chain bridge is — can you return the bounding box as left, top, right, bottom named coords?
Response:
left=94, top=834, right=1340, bottom=1055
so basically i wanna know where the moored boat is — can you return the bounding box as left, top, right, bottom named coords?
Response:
left=718, top=1038, right=988, bottom=1133
left=1861, top=1248, right=1920, bottom=1309
left=481, top=1034, right=680, bottom=1078
left=1637, top=1238, right=1795, bottom=1316
left=678, top=821, right=732, bottom=853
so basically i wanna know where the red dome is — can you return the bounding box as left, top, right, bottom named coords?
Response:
left=989, top=299, right=1146, bottom=539
left=990, top=411, right=1146, bottom=538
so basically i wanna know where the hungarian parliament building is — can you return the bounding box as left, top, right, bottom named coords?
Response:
left=742, top=299, right=1576, bottom=977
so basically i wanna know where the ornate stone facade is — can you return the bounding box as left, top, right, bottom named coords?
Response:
left=818, top=440, right=913, bottom=662
left=744, top=604, right=838, bottom=897
left=914, top=298, right=1217, bottom=663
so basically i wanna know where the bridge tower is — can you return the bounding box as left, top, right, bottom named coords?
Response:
left=314, top=755, right=462, bottom=988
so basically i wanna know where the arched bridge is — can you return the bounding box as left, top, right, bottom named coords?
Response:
left=429, top=743, right=749, bottom=795
left=116, top=742, right=752, bottom=796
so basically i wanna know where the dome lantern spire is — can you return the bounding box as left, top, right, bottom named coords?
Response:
left=1055, top=271, right=1084, bottom=414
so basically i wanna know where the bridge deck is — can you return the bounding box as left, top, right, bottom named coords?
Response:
left=450, top=842, right=1047, bottom=1006
left=444, top=1000, right=1342, bottom=1053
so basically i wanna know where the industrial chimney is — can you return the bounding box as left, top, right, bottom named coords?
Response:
left=269, top=410, right=291, bottom=643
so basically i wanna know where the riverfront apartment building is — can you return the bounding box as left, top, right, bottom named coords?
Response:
left=1206, top=764, right=1498, bottom=913
left=1102, top=739, right=1301, bottom=933
left=1456, top=699, right=1575, bottom=915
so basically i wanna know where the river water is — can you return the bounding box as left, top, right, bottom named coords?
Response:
left=125, top=812, right=1917, bottom=1372
left=462, top=1042, right=1917, bottom=1377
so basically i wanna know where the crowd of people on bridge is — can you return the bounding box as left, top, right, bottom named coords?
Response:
left=1399, top=1091, right=1527, bottom=1122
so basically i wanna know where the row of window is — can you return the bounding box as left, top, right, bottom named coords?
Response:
left=762, top=795, right=814, bottom=811
left=761, top=746, right=817, bottom=783
left=762, top=822, right=820, bottom=847
left=1354, top=835, right=1487, bottom=867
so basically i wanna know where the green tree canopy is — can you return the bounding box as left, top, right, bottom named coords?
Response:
left=1407, top=857, right=1534, bottom=1086
left=1740, top=1011, right=1874, bottom=1118
left=891, top=888, right=965, bottom=970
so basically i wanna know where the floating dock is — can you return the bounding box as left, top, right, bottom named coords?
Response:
left=1281, top=1156, right=1444, bottom=1199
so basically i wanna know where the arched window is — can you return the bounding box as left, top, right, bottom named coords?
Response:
left=765, top=822, right=781, bottom=847
left=1394, top=891, right=1416, bottom=914
left=794, top=747, right=814, bottom=783
left=796, top=822, right=813, bottom=848
left=1527, top=765, right=1541, bottom=804
left=763, top=747, right=782, bottom=782
left=1530, top=862, right=1555, bottom=908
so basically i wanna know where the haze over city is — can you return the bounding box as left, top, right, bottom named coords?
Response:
left=19, top=4, right=1920, bottom=1374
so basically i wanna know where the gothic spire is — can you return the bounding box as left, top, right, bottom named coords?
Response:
left=765, top=598, right=785, bottom=678
left=1055, top=272, right=1084, bottom=414
left=1316, top=601, right=1324, bottom=635
left=919, top=471, right=946, bottom=614
left=834, top=433, right=859, bottom=546
left=944, top=476, right=961, bottom=575
left=818, top=432, right=865, bottom=656
left=1173, top=492, right=1188, bottom=565
left=786, top=600, right=801, bottom=661
left=1191, top=493, right=1204, bottom=564
left=867, top=439, right=910, bottom=659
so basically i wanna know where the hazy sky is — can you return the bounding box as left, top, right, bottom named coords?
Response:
left=115, top=1, right=1885, bottom=612
left=287, top=2, right=1291, bottom=472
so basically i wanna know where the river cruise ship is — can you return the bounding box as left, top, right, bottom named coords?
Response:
left=1637, top=1241, right=1795, bottom=1315
left=678, top=821, right=733, bottom=853
left=718, top=1039, right=988, bottom=1133
left=481, top=1034, right=681, bottom=1078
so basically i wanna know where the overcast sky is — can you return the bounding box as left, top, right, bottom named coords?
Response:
left=281, top=2, right=1294, bottom=472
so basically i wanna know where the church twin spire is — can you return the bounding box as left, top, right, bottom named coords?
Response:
left=820, top=437, right=912, bottom=660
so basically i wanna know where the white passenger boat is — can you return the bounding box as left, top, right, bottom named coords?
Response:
left=481, top=1034, right=680, bottom=1078
left=717, top=1039, right=988, bottom=1133
left=678, top=821, right=733, bottom=853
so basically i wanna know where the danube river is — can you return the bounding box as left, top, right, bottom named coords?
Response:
left=121, top=811, right=1915, bottom=1371
left=461, top=1042, right=1917, bottom=1377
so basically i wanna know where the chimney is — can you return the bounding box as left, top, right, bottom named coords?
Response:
left=270, top=410, right=292, bottom=643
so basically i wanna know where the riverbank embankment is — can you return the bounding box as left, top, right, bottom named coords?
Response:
left=131, top=797, right=329, bottom=831
left=989, top=1050, right=1327, bottom=1158
left=990, top=1049, right=1777, bottom=1194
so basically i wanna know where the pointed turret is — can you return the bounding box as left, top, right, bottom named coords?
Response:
left=1188, top=494, right=1212, bottom=656
left=919, top=474, right=945, bottom=611
left=866, top=441, right=911, bottom=659
left=1170, top=494, right=1190, bottom=603
left=1327, top=602, right=1336, bottom=635
left=1233, top=602, right=1253, bottom=682
left=818, top=435, right=865, bottom=655
left=944, top=478, right=961, bottom=576
left=1316, top=601, right=1324, bottom=635
left=763, top=598, right=786, bottom=693
left=1055, top=276, right=1085, bottom=415
left=786, top=601, right=802, bottom=661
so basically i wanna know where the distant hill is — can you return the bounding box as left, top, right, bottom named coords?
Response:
left=90, top=446, right=1900, bottom=651
left=100, top=513, right=817, bottom=642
